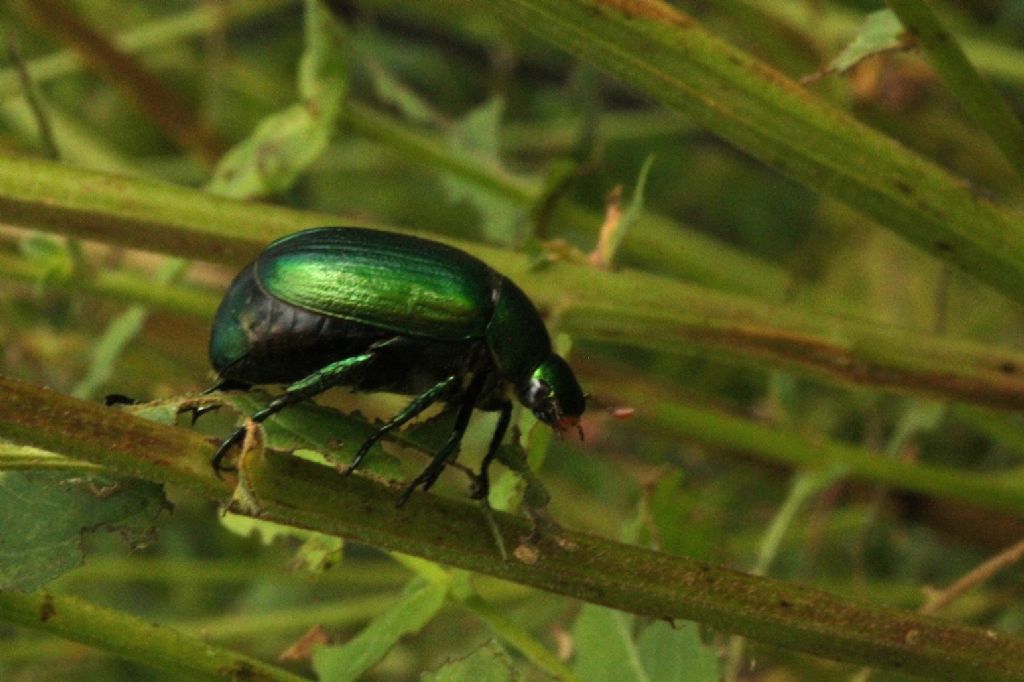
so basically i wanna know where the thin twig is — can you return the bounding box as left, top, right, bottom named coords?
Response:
left=4, top=33, right=60, bottom=160
left=921, top=537, right=1024, bottom=615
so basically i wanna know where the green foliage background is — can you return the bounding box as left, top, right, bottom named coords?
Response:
left=2, top=0, right=1024, bottom=680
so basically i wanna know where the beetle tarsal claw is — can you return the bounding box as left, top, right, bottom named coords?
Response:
left=469, top=474, right=489, bottom=500
left=186, top=402, right=222, bottom=425
left=211, top=427, right=246, bottom=476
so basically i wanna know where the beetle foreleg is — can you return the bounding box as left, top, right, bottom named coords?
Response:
left=470, top=401, right=513, bottom=501
left=343, top=374, right=458, bottom=475
left=396, top=373, right=486, bottom=506
left=211, top=352, right=375, bottom=475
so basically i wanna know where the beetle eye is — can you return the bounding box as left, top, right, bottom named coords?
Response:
left=524, top=380, right=551, bottom=407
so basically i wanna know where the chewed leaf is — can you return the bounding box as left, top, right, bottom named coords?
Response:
left=423, top=640, right=522, bottom=682
left=220, top=513, right=343, bottom=572
left=0, top=471, right=167, bottom=591
left=224, top=392, right=402, bottom=480
left=206, top=103, right=338, bottom=197
left=207, top=0, right=346, bottom=199
left=808, top=9, right=913, bottom=82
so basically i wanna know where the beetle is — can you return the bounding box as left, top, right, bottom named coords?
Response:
left=207, top=226, right=585, bottom=505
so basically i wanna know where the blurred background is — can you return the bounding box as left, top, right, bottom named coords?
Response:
left=2, top=0, right=1024, bottom=679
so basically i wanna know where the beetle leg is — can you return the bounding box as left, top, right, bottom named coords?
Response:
left=211, top=352, right=374, bottom=475
left=470, top=401, right=513, bottom=501
left=201, top=377, right=252, bottom=395
left=174, top=378, right=254, bottom=426
left=396, top=373, right=486, bottom=506
left=343, top=374, right=459, bottom=475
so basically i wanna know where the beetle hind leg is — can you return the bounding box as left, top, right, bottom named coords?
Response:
left=212, top=352, right=374, bottom=476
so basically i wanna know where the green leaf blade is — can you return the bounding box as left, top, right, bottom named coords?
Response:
left=572, top=604, right=649, bottom=682
left=636, top=621, right=720, bottom=682
left=313, top=578, right=449, bottom=682
left=0, top=471, right=166, bottom=591
left=423, top=640, right=523, bottom=682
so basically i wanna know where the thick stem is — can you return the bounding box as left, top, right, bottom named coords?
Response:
left=0, top=589, right=310, bottom=682
left=4, top=156, right=1024, bottom=412
left=1, top=376, right=1024, bottom=681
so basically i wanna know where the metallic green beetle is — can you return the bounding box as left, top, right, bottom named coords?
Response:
left=208, top=227, right=585, bottom=505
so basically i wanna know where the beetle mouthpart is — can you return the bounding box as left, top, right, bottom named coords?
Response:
left=556, top=415, right=583, bottom=440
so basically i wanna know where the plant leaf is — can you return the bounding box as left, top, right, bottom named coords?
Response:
left=224, top=392, right=402, bottom=479
left=313, top=577, right=449, bottom=682
left=636, top=620, right=719, bottom=682
left=572, top=604, right=649, bottom=682
left=207, top=0, right=346, bottom=198
left=0, top=471, right=166, bottom=591
left=219, top=513, right=343, bottom=572
left=422, top=640, right=523, bottom=682
left=830, top=9, right=911, bottom=74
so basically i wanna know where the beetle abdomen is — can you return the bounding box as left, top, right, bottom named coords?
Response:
left=210, top=262, right=390, bottom=384
left=210, top=262, right=491, bottom=394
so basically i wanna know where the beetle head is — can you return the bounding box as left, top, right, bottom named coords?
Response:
left=520, top=354, right=586, bottom=437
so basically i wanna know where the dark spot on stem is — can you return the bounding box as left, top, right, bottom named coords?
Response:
left=999, top=361, right=1017, bottom=374
left=934, top=241, right=953, bottom=253
left=39, top=594, right=56, bottom=622
left=219, top=662, right=258, bottom=679
left=894, top=179, right=913, bottom=195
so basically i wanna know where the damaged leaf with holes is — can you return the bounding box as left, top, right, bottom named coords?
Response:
left=0, top=471, right=168, bottom=591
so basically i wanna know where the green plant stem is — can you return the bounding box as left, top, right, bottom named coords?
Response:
left=0, top=594, right=395, bottom=665
left=0, top=589, right=310, bottom=682
left=885, top=0, right=1024, bottom=175
left=0, top=250, right=218, bottom=318
left=725, top=469, right=844, bottom=681
left=3, top=35, right=60, bottom=160
left=398, top=557, right=576, bottom=681
left=587, top=368, right=1024, bottom=519
left=0, top=0, right=291, bottom=102
left=488, top=0, right=1024, bottom=307
left=501, top=110, right=698, bottom=153
left=0, top=456, right=102, bottom=472
left=183, top=594, right=397, bottom=641
left=5, top=155, right=1024, bottom=412
left=951, top=405, right=1024, bottom=459
left=343, top=101, right=787, bottom=296
left=2, top=378, right=1024, bottom=680
left=56, top=556, right=408, bottom=586
left=12, top=0, right=232, bottom=167
left=0, top=0, right=791, bottom=297
left=0, top=99, right=139, bottom=175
